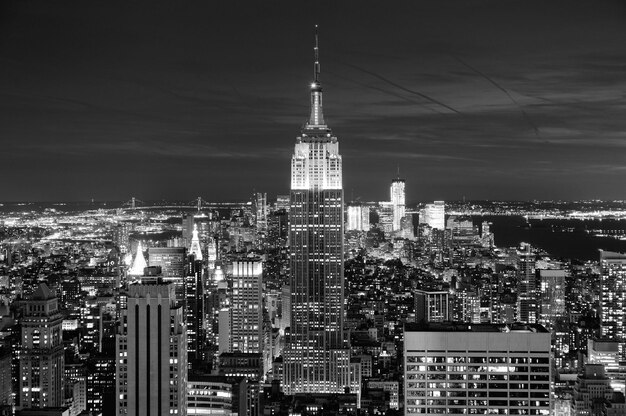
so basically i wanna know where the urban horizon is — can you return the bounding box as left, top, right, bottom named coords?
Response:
left=3, top=1, right=626, bottom=416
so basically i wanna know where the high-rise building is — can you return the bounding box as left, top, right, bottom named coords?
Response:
left=116, top=283, right=187, bottom=416
left=19, top=284, right=65, bottom=409
left=570, top=364, right=614, bottom=416
left=600, top=250, right=626, bottom=357
left=255, top=193, right=268, bottom=233
left=185, top=257, right=204, bottom=364
left=404, top=322, right=551, bottom=415
left=182, top=214, right=195, bottom=249
left=538, top=269, right=565, bottom=330
left=283, top=30, right=350, bottom=395
left=346, top=205, right=370, bottom=232
left=229, top=260, right=263, bottom=354
left=390, top=178, right=405, bottom=231
left=517, top=243, right=537, bottom=324
left=423, top=201, right=445, bottom=230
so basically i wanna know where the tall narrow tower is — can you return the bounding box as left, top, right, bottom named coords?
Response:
left=283, top=27, right=350, bottom=395
left=390, top=177, right=405, bottom=231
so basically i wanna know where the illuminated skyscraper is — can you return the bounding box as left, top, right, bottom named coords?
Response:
left=600, top=250, right=626, bottom=357
left=226, top=260, right=263, bottom=354
left=346, top=205, right=370, bottom=232
left=390, top=177, right=405, bottom=231
left=423, top=201, right=445, bottom=230
left=255, top=192, right=268, bottom=233
left=283, top=29, right=350, bottom=395
left=517, top=243, right=537, bottom=324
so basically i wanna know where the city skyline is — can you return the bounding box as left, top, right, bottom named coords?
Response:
left=2, top=0, right=626, bottom=202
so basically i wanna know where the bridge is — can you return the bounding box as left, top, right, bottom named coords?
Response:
left=121, top=197, right=251, bottom=211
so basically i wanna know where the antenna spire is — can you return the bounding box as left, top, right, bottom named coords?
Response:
left=314, top=24, right=320, bottom=83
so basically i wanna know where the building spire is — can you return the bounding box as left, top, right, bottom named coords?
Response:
left=307, top=24, right=326, bottom=128
left=314, top=24, right=320, bottom=83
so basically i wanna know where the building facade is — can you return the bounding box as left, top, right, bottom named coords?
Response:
left=600, top=250, right=626, bottom=358
left=116, top=283, right=187, bottom=416
left=230, top=260, right=263, bottom=354
left=19, top=284, right=65, bottom=409
left=404, top=323, right=551, bottom=415
left=423, top=201, right=445, bottom=230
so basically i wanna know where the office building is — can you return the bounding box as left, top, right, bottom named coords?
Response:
left=19, top=284, right=65, bottom=409
left=283, top=31, right=351, bottom=395
left=182, top=214, right=195, bottom=249
left=390, top=177, right=405, bottom=231
left=185, top=256, right=204, bottom=364
left=377, top=201, right=394, bottom=235
left=255, top=193, right=268, bottom=233
left=115, top=283, right=187, bottom=416
left=346, top=205, right=370, bottom=232
left=230, top=260, right=263, bottom=354
left=187, top=375, right=232, bottom=416
left=517, top=243, right=537, bottom=324
left=570, top=364, right=613, bottom=416
left=600, top=250, right=626, bottom=357
left=423, top=201, right=445, bottom=230
left=148, top=247, right=186, bottom=278
left=404, top=322, right=551, bottom=415
left=414, top=289, right=449, bottom=323
left=538, top=269, right=565, bottom=330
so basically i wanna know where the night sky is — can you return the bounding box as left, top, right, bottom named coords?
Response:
left=2, top=0, right=626, bottom=203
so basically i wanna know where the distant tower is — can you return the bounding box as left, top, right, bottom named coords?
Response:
left=255, top=193, right=268, bottom=233
left=390, top=177, right=405, bottom=231
left=116, top=283, right=187, bottom=416
left=283, top=27, right=350, bottom=395
left=19, top=284, right=65, bottom=408
left=182, top=214, right=195, bottom=248
left=189, top=224, right=203, bottom=260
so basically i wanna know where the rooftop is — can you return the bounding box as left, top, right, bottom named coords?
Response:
left=405, top=322, right=549, bottom=334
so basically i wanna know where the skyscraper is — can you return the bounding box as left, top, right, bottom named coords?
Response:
left=283, top=29, right=350, bottom=395
left=19, top=284, right=65, bottom=409
left=517, top=243, right=537, bottom=324
left=229, top=260, right=263, bottom=354
left=116, top=283, right=187, bottom=416
left=423, top=201, right=445, bottom=230
left=390, top=177, right=405, bottom=231
left=255, top=192, right=268, bottom=233
left=600, top=250, right=626, bottom=357
left=346, top=205, right=370, bottom=232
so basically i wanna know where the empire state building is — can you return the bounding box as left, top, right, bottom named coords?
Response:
left=283, top=29, right=351, bottom=395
